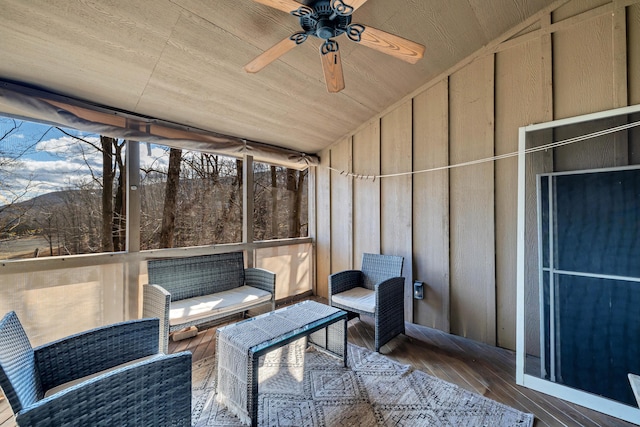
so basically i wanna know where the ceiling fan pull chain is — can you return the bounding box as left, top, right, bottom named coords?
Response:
left=290, top=32, right=309, bottom=45
left=331, top=0, right=355, bottom=17
left=346, top=24, right=365, bottom=42
left=321, top=39, right=339, bottom=55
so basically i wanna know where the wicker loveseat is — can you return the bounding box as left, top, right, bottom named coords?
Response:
left=143, top=251, right=276, bottom=353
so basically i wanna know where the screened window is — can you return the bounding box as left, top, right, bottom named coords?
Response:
left=1, top=115, right=310, bottom=258
left=0, top=116, right=127, bottom=259
left=139, top=147, right=243, bottom=249
left=253, top=162, right=308, bottom=240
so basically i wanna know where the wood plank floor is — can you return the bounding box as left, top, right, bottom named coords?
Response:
left=0, top=298, right=635, bottom=426
left=171, top=298, right=636, bottom=426
left=167, top=299, right=638, bottom=427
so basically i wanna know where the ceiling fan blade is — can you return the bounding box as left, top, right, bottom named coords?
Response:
left=251, top=0, right=303, bottom=14
left=357, top=26, right=425, bottom=64
left=320, top=42, right=345, bottom=93
left=244, top=37, right=299, bottom=73
left=320, top=39, right=344, bottom=93
left=347, top=0, right=369, bottom=11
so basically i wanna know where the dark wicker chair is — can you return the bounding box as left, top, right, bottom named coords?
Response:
left=329, top=253, right=405, bottom=352
left=0, top=311, right=192, bottom=427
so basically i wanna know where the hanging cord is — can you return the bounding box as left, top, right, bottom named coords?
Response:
left=327, top=120, right=640, bottom=180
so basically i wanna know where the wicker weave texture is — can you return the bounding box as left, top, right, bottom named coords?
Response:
left=145, top=252, right=276, bottom=353
left=375, top=276, right=406, bottom=351
left=143, top=284, right=171, bottom=354
left=35, top=318, right=161, bottom=392
left=328, top=270, right=363, bottom=296
left=0, top=312, right=192, bottom=426
left=216, top=301, right=346, bottom=426
left=328, top=253, right=405, bottom=352
left=244, top=268, right=276, bottom=294
left=0, top=312, right=42, bottom=414
left=148, top=252, right=246, bottom=301
left=361, top=253, right=404, bottom=290
left=17, top=353, right=192, bottom=427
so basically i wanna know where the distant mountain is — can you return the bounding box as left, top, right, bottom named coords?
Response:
left=0, top=189, right=90, bottom=235
left=0, top=189, right=80, bottom=212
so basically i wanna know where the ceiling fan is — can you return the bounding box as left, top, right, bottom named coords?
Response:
left=244, top=0, right=426, bottom=93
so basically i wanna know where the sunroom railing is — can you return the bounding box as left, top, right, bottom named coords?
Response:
left=0, top=239, right=313, bottom=347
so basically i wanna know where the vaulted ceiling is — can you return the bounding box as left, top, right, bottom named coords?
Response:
left=0, top=0, right=558, bottom=154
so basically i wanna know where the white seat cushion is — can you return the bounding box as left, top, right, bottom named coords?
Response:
left=331, top=287, right=376, bottom=313
left=629, top=373, right=640, bottom=407
left=169, top=285, right=272, bottom=326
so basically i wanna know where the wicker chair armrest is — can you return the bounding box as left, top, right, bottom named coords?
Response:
left=329, top=270, right=363, bottom=298
left=143, top=284, right=171, bottom=318
left=34, top=318, right=160, bottom=393
left=245, top=268, right=276, bottom=294
left=374, top=276, right=405, bottom=351
left=143, top=284, right=171, bottom=353
left=375, top=277, right=405, bottom=312
left=17, top=352, right=192, bottom=426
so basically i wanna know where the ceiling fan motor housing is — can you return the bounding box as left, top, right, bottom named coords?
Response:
left=299, top=0, right=351, bottom=40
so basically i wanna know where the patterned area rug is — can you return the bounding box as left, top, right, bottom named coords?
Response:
left=192, top=341, right=534, bottom=426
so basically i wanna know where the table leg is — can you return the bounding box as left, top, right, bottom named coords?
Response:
left=250, top=354, right=259, bottom=427
left=342, top=318, right=347, bottom=367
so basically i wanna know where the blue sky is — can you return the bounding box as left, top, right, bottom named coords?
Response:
left=0, top=116, right=169, bottom=205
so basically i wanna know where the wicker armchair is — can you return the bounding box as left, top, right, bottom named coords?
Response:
left=0, top=312, right=192, bottom=427
left=329, top=253, right=405, bottom=352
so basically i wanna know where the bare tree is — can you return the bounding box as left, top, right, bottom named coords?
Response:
left=0, top=118, right=47, bottom=236
left=56, top=129, right=126, bottom=251
left=159, top=148, right=182, bottom=248
left=250, top=163, right=308, bottom=240
left=101, top=136, right=115, bottom=251
left=271, top=166, right=278, bottom=237
left=3, top=113, right=310, bottom=259
left=213, top=159, right=242, bottom=243
left=112, top=140, right=126, bottom=250
left=286, top=168, right=307, bottom=238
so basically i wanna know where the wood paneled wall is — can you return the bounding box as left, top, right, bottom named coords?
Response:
left=449, top=55, right=496, bottom=344
left=315, top=0, right=640, bottom=350
left=380, top=102, right=414, bottom=319
left=330, top=138, right=353, bottom=274
left=495, top=37, right=548, bottom=349
left=412, top=80, right=450, bottom=332
left=353, top=122, right=381, bottom=269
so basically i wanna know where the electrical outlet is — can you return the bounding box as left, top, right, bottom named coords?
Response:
left=413, top=281, right=424, bottom=300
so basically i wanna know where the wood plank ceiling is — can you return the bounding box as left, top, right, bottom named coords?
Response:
left=0, top=0, right=557, bottom=154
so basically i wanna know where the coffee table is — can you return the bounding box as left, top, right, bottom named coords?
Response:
left=215, top=300, right=347, bottom=426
